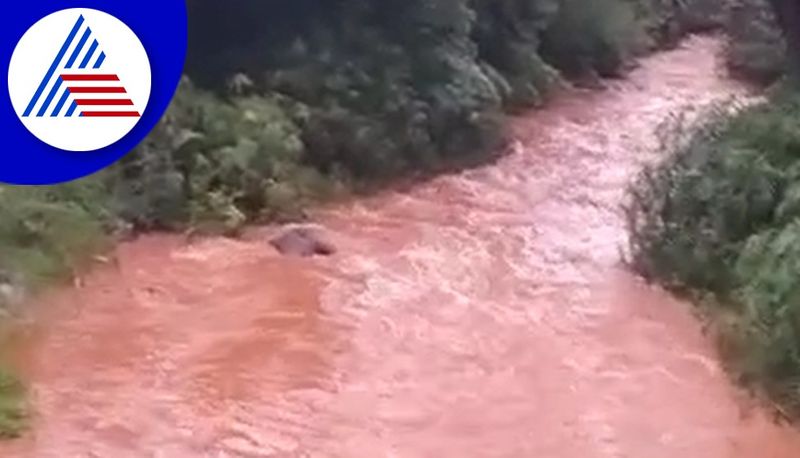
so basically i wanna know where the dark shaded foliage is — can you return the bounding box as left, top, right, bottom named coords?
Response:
left=767, top=0, right=800, bottom=78
left=184, top=0, right=683, bottom=181
left=726, top=0, right=786, bottom=83
left=0, top=368, right=25, bottom=438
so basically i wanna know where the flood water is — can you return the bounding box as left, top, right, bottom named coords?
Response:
left=3, top=36, right=800, bottom=457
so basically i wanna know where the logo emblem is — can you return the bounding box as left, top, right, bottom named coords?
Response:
left=8, top=8, right=151, bottom=152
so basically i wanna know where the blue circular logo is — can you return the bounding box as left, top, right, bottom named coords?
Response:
left=2, top=1, right=187, bottom=185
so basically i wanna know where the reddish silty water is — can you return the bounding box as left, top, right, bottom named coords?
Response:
left=3, top=36, right=800, bottom=457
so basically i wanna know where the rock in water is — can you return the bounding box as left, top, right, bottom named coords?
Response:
left=269, top=225, right=337, bottom=257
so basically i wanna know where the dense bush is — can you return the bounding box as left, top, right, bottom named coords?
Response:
left=542, top=0, right=642, bottom=78
left=187, top=0, right=508, bottom=179
left=0, top=82, right=330, bottom=294
left=627, top=92, right=800, bottom=418
left=725, top=0, right=786, bottom=83
left=0, top=179, right=110, bottom=295
left=0, top=368, right=25, bottom=438
left=112, top=79, right=329, bottom=231
left=472, top=0, right=561, bottom=107
left=624, top=0, right=726, bottom=50
left=185, top=0, right=685, bottom=179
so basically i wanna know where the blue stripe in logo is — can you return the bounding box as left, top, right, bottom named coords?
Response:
left=93, top=52, right=106, bottom=69
left=51, top=87, right=71, bottom=117
left=36, top=77, right=63, bottom=117
left=22, top=15, right=84, bottom=117
left=65, top=100, right=79, bottom=117
left=79, top=39, right=99, bottom=69
left=64, top=27, right=92, bottom=69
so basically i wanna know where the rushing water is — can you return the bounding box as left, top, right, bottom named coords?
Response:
left=3, top=36, right=800, bottom=457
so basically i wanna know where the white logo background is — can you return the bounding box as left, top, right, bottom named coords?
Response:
left=7, top=8, right=151, bottom=152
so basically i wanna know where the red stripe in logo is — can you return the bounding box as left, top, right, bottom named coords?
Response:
left=75, top=99, right=134, bottom=106
left=82, top=111, right=141, bottom=117
left=61, top=74, right=120, bottom=81
left=68, top=87, right=127, bottom=93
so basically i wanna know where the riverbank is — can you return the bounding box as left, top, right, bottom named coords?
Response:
left=624, top=0, right=800, bottom=421
left=627, top=86, right=800, bottom=421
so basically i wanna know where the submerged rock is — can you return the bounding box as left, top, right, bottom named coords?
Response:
left=269, top=225, right=337, bottom=257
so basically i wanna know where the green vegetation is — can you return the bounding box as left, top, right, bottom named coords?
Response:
left=111, top=79, right=333, bottom=230
left=627, top=92, right=800, bottom=418
left=0, top=368, right=26, bottom=438
left=542, top=0, right=641, bottom=78
left=726, top=0, right=786, bottom=83
left=627, top=0, right=800, bottom=419
left=0, top=180, right=110, bottom=294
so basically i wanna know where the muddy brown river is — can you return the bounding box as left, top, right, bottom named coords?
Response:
left=3, top=36, right=800, bottom=457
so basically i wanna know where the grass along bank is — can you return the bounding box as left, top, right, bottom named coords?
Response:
left=0, top=369, right=25, bottom=439
left=725, top=0, right=786, bottom=83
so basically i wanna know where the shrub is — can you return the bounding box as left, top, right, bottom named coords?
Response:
left=627, top=103, right=789, bottom=293
left=0, top=368, right=25, bottom=439
left=734, top=221, right=800, bottom=415
left=0, top=179, right=110, bottom=291
left=726, top=0, right=786, bottom=83
left=627, top=92, right=800, bottom=418
left=472, top=0, right=562, bottom=107
left=113, top=79, right=321, bottom=231
left=542, top=0, right=644, bottom=77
